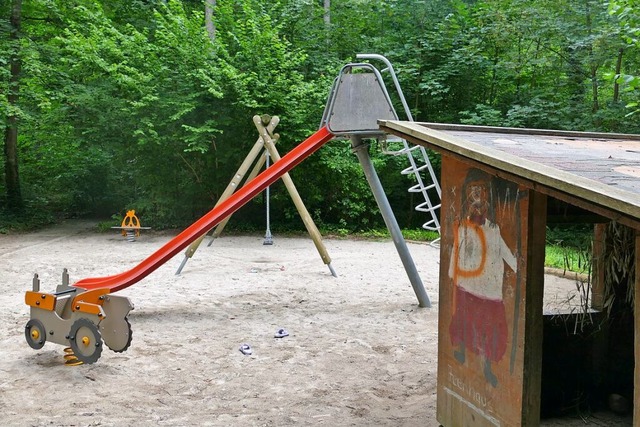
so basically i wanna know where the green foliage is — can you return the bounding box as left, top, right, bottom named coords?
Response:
left=545, top=224, right=593, bottom=274
left=4, top=0, right=640, bottom=233
left=609, top=0, right=640, bottom=116
left=298, top=140, right=380, bottom=231
left=402, top=227, right=440, bottom=242
left=545, top=245, right=591, bottom=274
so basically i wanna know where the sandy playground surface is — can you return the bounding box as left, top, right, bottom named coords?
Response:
left=0, top=220, right=633, bottom=426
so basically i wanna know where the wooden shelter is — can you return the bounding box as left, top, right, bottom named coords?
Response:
left=379, top=120, right=640, bottom=426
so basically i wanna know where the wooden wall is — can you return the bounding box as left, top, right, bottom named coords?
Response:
left=436, top=157, right=546, bottom=426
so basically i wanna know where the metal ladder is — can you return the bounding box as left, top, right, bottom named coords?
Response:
left=356, top=54, right=442, bottom=243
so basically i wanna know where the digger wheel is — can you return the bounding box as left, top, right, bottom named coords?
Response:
left=69, top=318, right=103, bottom=364
left=25, top=319, right=46, bottom=350
left=105, top=317, right=133, bottom=353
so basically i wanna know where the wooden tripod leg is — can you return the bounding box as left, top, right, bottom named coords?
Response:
left=206, top=143, right=270, bottom=244
left=175, top=116, right=280, bottom=275
left=253, top=115, right=337, bottom=277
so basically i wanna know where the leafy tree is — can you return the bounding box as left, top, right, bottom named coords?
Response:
left=4, top=0, right=640, bottom=231
left=609, top=0, right=640, bottom=116
left=2, top=0, right=23, bottom=213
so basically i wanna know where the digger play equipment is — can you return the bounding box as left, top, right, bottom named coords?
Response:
left=24, top=55, right=437, bottom=364
left=25, top=269, right=133, bottom=364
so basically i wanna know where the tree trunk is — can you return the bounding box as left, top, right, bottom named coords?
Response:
left=584, top=0, right=599, bottom=113
left=4, top=0, right=23, bottom=212
left=323, top=0, right=330, bottom=27
left=205, top=0, right=216, bottom=43
left=323, top=0, right=330, bottom=48
left=591, top=66, right=599, bottom=113
left=613, top=47, right=624, bottom=104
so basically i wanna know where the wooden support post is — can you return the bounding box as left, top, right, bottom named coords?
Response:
left=253, top=115, right=336, bottom=276
left=521, top=189, right=546, bottom=425
left=178, top=115, right=336, bottom=277
left=635, top=231, right=640, bottom=425
left=192, top=117, right=278, bottom=252
left=206, top=145, right=268, bottom=244
left=591, top=223, right=607, bottom=310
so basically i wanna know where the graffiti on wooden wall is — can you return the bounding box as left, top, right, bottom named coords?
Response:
left=447, top=167, right=521, bottom=388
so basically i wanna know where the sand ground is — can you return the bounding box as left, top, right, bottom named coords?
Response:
left=0, top=220, right=633, bottom=426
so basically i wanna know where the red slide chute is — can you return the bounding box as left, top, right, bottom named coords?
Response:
left=74, top=126, right=334, bottom=293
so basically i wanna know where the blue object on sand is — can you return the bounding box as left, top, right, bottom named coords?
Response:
left=274, top=328, right=289, bottom=338
left=239, top=343, right=253, bottom=355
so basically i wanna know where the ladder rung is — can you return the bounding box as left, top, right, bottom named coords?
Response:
left=382, top=149, right=407, bottom=156
left=389, top=144, right=420, bottom=154
left=384, top=145, right=424, bottom=157
left=415, top=202, right=441, bottom=211
left=408, top=183, right=438, bottom=193
left=401, top=165, right=432, bottom=176
left=422, top=220, right=440, bottom=231
left=402, top=145, right=422, bottom=153
left=415, top=206, right=442, bottom=213
left=428, top=237, right=441, bottom=248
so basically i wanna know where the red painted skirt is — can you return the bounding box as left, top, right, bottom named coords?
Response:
left=449, top=287, right=508, bottom=362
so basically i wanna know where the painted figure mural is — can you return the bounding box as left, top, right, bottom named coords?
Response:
left=448, top=168, right=518, bottom=387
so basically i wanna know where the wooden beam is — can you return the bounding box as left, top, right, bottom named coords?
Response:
left=521, top=190, right=546, bottom=425
left=411, top=121, right=640, bottom=141
left=591, top=223, right=606, bottom=311
left=635, top=232, right=640, bottom=425
left=380, top=121, right=640, bottom=230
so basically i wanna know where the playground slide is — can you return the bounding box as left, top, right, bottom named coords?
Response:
left=73, top=126, right=334, bottom=293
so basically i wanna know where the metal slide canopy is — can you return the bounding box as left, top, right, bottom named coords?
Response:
left=321, top=63, right=398, bottom=136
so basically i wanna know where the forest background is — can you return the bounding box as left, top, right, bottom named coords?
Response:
left=2, top=0, right=640, bottom=233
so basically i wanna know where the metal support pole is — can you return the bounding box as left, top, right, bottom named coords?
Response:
left=206, top=149, right=268, bottom=247
left=263, top=152, right=273, bottom=245
left=350, top=135, right=431, bottom=308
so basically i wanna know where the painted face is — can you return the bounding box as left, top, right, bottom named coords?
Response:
left=466, top=183, right=489, bottom=223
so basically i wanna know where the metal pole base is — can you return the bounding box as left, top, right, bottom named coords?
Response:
left=175, top=255, right=189, bottom=275
left=263, top=231, right=273, bottom=245
left=327, top=263, right=337, bottom=277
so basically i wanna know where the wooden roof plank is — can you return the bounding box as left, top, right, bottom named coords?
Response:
left=379, top=120, right=640, bottom=221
